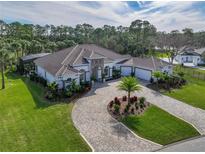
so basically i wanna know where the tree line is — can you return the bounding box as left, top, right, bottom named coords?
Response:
left=0, top=19, right=205, bottom=89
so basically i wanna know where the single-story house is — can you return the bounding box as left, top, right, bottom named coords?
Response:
left=175, top=46, right=205, bottom=66
left=34, top=44, right=172, bottom=88
left=18, top=53, right=50, bottom=74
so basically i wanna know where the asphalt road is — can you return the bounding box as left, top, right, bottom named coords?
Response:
left=158, top=136, right=205, bottom=152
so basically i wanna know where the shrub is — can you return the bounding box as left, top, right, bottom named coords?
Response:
left=177, top=71, right=185, bottom=78
left=124, top=104, right=130, bottom=113
left=122, top=96, right=127, bottom=101
left=133, top=96, right=137, bottom=102
left=139, top=97, right=146, bottom=105
left=131, top=108, right=135, bottom=114
left=47, top=82, right=58, bottom=99
left=45, top=91, right=54, bottom=100
left=114, top=104, right=120, bottom=114
left=66, top=90, right=73, bottom=97
left=109, top=100, right=114, bottom=108
left=114, top=97, right=120, bottom=105
left=130, top=97, right=135, bottom=104
left=135, top=104, right=139, bottom=110
left=112, top=69, right=121, bottom=79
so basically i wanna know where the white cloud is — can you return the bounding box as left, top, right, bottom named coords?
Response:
left=0, top=1, right=205, bottom=32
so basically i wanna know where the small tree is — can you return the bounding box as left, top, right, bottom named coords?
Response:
left=118, top=77, right=141, bottom=103
left=152, top=71, right=163, bottom=89
left=177, top=71, right=185, bottom=78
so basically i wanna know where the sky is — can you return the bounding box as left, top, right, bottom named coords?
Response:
left=1, top=1, right=205, bottom=32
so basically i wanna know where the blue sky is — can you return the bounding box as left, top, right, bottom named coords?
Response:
left=1, top=1, right=205, bottom=32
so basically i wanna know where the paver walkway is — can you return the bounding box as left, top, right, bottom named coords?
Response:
left=72, top=80, right=205, bottom=151
left=72, top=81, right=161, bottom=152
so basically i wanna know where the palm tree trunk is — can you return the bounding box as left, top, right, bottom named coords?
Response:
left=128, top=91, right=130, bottom=104
left=1, top=62, right=5, bottom=89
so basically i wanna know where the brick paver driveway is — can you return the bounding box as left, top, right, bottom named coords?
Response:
left=72, top=80, right=205, bottom=151
left=72, top=80, right=161, bottom=152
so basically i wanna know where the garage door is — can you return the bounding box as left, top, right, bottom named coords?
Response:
left=121, top=66, right=132, bottom=76
left=135, top=68, right=152, bottom=81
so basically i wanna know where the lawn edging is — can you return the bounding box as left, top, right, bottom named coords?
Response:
left=120, top=122, right=163, bottom=147
left=79, top=132, right=95, bottom=152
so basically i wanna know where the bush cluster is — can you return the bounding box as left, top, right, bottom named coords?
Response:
left=29, top=73, right=47, bottom=86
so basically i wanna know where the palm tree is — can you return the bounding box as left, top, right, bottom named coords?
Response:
left=153, top=71, right=162, bottom=89
left=118, top=76, right=141, bottom=103
left=0, top=48, right=10, bottom=89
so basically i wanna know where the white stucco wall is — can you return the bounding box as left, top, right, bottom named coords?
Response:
left=36, top=65, right=55, bottom=83
left=175, top=55, right=201, bottom=66
left=73, top=64, right=90, bottom=81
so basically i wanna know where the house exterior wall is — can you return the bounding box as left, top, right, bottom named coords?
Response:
left=57, top=73, right=80, bottom=89
left=36, top=65, right=55, bottom=83
left=175, top=55, right=202, bottom=66
left=104, top=62, right=115, bottom=78
left=73, top=64, right=90, bottom=82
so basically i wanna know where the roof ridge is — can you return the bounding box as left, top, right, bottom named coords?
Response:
left=55, top=65, right=65, bottom=76
left=61, top=45, right=78, bottom=65
left=73, top=47, right=84, bottom=65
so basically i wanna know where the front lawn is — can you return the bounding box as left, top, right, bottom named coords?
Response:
left=0, top=73, right=91, bottom=152
left=121, top=105, right=199, bottom=145
left=165, top=75, right=205, bottom=110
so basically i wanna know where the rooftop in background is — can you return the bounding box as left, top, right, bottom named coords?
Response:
left=20, top=53, right=51, bottom=62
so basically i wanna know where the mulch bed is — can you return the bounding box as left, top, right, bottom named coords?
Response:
left=107, top=96, right=150, bottom=120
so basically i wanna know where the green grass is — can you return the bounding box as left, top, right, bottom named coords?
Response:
left=166, top=75, right=205, bottom=110
left=0, top=73, right=91, bottom=152
left=121, top=105, right=199, bottom=145
left=165, top=66, right=205, bottom=110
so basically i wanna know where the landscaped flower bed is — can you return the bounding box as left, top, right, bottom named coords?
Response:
left=108, top=95, right=150, bottom=119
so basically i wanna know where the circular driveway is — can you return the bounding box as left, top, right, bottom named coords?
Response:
left=72, top=80, right=161, bottom=152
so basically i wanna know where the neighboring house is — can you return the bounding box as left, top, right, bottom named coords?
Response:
left=34, top=44, right=172, bottom=88
left=175, top=46, right=205, bottom=66
left=18, top=53, right=50, bottom=74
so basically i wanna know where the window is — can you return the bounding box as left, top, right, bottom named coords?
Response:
left=66, top=78, right=72, bottom=82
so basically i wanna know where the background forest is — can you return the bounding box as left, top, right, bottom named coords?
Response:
left=1, top=19, right=205, bottom=67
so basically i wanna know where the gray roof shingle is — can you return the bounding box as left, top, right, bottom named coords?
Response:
left=119, top=57, right=171, bottom=71
left=34, top=44, right=129, bottom=76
